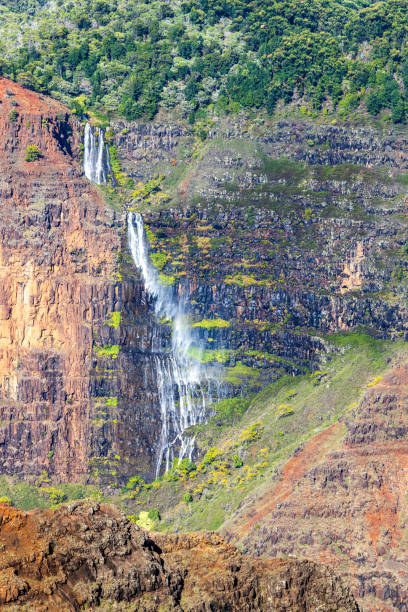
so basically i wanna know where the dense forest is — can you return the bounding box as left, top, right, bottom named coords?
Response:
left=1, top=0, right=408, bottom=123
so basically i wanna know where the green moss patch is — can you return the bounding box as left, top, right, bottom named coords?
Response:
left=95, top=345, right=120, bottom=359
left=193, top=318, right=230, bottom=329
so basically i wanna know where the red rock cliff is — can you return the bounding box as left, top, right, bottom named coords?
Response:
left=223, top=361, right=408, bottom=611
left=0, top=78, right=120, bottom=482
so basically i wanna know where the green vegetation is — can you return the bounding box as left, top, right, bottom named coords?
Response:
left=3, top=0, right=408, bottom=123
left=211, top=396, right=252, bottom=425
left=188, top=347, right=235, bottom=363
left=136, top=511, right=156, bottom=529
left=25, top=144, right=42, bottom=161
left=0, top=477, right=102, bottom=511
left=158, top=272, right=175, bottom=286
left=224, top=361, right=260, bottom=385
left=124, top=475, right=145, bottom=492
left=107, top=311, right=121, bottom=328
left=95, top=344, right=120, bottom=359
left=106, top=397, right=118, bottom=407
left=132, top=178, right=170, bottom=206
left=151, top=252, right=170, bottom=271
left=193, top=318, right=230, bottom=329
left=41, top=486, right=66, bottom=505
left=225, top=274, right=266, bottom=287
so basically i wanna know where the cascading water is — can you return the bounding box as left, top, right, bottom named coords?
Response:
left=128, top=211, right=224, bottom=477
left=83, top=121, right=114, bottom=184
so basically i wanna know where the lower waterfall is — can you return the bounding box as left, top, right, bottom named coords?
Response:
left=128, top=211, right=223, bottom=477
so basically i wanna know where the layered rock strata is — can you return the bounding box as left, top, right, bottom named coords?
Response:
left=2, top=77, right=408, bottom=488
left=0, top=78, right=120, bottom=482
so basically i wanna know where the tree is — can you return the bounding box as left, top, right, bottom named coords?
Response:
left=25, top=145, right=42, bottom=162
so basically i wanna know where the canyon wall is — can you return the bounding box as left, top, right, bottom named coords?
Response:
left=222, top=361, right=408, bottom=612
left=0, top=79, right=121, bottom=482
left=2, top=79, right=408, bottom=490
left=0, top=500, right=358, bottom=611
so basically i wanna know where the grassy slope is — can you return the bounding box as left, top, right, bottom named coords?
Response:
left=110, top=333, right=408, bottom=533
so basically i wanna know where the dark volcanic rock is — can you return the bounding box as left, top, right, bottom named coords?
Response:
left=2, top=76, right=408, bottom=492
left=0, top=500, right=358, bottom=611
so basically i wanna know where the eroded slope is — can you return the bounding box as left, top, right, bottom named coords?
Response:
left=222, top=361, right=408, bottom=611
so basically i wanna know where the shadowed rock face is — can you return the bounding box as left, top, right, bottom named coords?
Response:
left=0, top=501, right=358, bottom=611
left=222, top=362, right=408, bottom=611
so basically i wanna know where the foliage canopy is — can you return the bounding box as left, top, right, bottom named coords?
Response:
left=1, top=0, right=408, bottom=122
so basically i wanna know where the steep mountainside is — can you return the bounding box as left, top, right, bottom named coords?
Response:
left=219, top=361, right=408, bottom=611
left=2, top=0, right=408, bottom=128
left=3, top=78, right=408, bottom=610
left=0, top=500, right=358, bottom=611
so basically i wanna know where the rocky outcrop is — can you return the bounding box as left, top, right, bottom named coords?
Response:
left=222, top=362, right=408, bottom=611
left=0, top=500, right=358, bottom=611
left=113, top=116, right=408, bottom=183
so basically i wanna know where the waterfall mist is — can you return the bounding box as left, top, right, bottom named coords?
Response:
left=128, top=211, right=224, bottom=477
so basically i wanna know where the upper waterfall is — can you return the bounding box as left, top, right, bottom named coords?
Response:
left=128, top=211, right=224, bottom=476
left=83, top=122, right=113, bottom=184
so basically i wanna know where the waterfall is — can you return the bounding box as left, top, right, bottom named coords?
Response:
left=128, top=211, right=222, bottom=477
left=83, top=122, right=114, bottom=184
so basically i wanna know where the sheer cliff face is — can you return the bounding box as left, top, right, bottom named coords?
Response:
left=1, top=77, right=408, bottom=492
left=0, top=78, right=120, bottom=482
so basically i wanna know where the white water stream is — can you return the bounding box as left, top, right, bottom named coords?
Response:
left=83, top=128, right=224, bottom=476
left=83, top=122, right=113, bottom=184
left=128, top=211, right=222, bottom=476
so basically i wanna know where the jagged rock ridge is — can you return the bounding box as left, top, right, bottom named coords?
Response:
left=0, top=501, right=358, bottom=611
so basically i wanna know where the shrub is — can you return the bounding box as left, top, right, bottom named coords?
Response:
left=367, top=376, right=383, bottom=387
left=166, top=457, right=196, bottom=481
left=108, top=312, right=121, bottom=328
left=25, top=145, right=42, bottom=162
left=201, top=447, right=221, bottom=465
left=177, top=458, right=196, bottom=473
left=136, top=510, right=155, bottom=530
left=232, top=454, right=243, bottom=468
left=212, top=397, right=251, bottom=425
left=124, top=475, right=145, bottom=492
left=159, top=273, right=175, bottom=286
left=238, top=421, right=263, bottom=443
left=193, top=318, right=230, bottom=329
left=0, top=496, right=12, bottom=505
left=151, top=252, right=170, bottom=270
left=148, top=508, right=161, bottom=521
left=95, top=344, right=120, bottom=359
left=126, top=514, right=138, bottom=523
left=9, top=109, right=18, bottom=122
left=183, top=492, right=193, bottom=503
left=42, top=487, right=66, bottom=505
